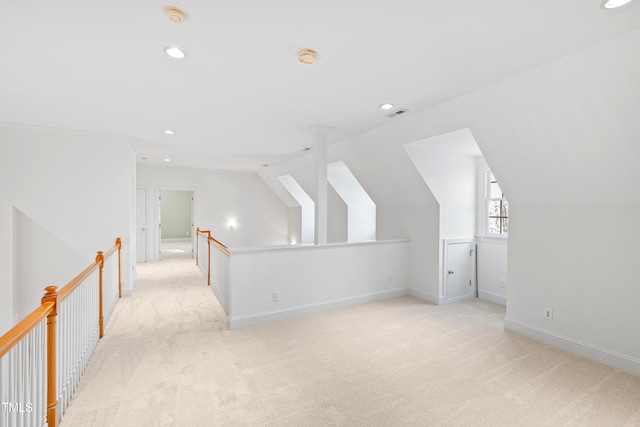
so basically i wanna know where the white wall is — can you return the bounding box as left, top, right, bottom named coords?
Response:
left=505, top=202, right=640, bottom=375
left=137, top=164, right=289, bottom=259
left=16, top=209, right=89, bottom=320
left=327, top=186, right=347, bottom=243
left=256, top=29, right=640, bottom=374
left=404, top=130, right=478, bottom=240
left=228, top=240, right=410, bottom=328
left=277, top=175, right=315, bottom=244
left=476, top=237, right=508, bottom=306
left=0, top=200, right=15, bottom=333
left=327, top=161, right=376, bottom=242
left=475, top=157, right=508, bottom=306
left=0, top=124, right=136, bottom=334
left=403, top=130, right=479, bottom=302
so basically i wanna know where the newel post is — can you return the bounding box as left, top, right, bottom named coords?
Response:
left=115, top=237, right=122, bottom=298
left=42, top=286, right=59, bottom=427
left=96, top=251, right=105, bottom=338
left=195, top=228, right=200, bottom=266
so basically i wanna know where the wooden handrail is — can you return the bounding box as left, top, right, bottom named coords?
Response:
left=210, top=236, right=231, bottom=256
left=103, top=245, right=117, bottom=259
left=0, top=237, right=122, bottom=427
left=58, top=262, right=101, bottom=302
left=195, top=228, right=230, bottom=286
left=0, top=301, right=55, bottom=359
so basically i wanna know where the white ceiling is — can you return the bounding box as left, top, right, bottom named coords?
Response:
left=1, top=1, right=639, bottom=171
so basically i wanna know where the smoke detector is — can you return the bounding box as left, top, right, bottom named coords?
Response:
left=297, top=49, right=317, bottom=64
left=164, top=6, right=186, bottom=23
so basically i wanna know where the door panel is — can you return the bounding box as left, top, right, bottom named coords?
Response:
left=445, top=241, right=474, bottom=303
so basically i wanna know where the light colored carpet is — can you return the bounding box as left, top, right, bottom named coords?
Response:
left=160, top=240, right=193, bottom=259
left=59, top=257, right=640, bottom=427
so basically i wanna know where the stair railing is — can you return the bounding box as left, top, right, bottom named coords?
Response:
left=0, top=237, right=122, bottom=427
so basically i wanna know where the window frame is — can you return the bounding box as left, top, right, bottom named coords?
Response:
left=485, top=169, right=508, bottom=236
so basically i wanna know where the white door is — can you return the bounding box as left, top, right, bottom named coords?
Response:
left=445, top=240, right=474, bottom=303
left=136, top=188, right=147, bottom=262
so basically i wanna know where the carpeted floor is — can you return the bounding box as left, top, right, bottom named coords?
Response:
left=59, top=256, right=640, bottom=427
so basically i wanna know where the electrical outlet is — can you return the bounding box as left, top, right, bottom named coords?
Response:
left=388, top=276, right=392, bottom=284
left=544, top=307, right=553, bottom=320
left=500, top=279, right=505, bottom=288
left=273, top=291, right=280, bottom=302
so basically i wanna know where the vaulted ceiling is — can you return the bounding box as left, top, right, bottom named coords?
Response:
left=1, top=1, right=639, bottom=170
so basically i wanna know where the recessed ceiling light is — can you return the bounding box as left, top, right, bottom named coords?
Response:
left=164, top=158, right=171, bottom=162
left=602, top=0, right=634, bottom=8
left=164, top=46, right=186, bottom=59
left=164, top=130, right=174, bottom=135
left=380, top=103, right=394, bottom=110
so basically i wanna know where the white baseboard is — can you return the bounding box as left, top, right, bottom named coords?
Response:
left=504, top=318, right=640, bottom=377
left=478, top=290, right=506, bottom=306
left=161, top=238, right=191, bottom=242
left=408, top=288, right=443, bottom=305
left=121, top=267, right=137, bottom=297
left=229, top=287, right=409, bottom=330
left=209, top=281, right=230, bottom=315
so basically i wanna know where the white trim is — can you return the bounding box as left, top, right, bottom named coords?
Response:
left=230, top=238, right=409, bottom=254
left=443, top=238, right=476, bottom=304
left=229, top=287, right=409, bottom=329
left=408, top=288, right=443, bottom=305
left=504, top=318, right=640, bottom=377
left=475, top=235, right=508, bottom=244
left=478, top=290, right=506, bottom=306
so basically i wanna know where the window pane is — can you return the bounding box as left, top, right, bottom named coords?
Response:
left=488, top=200, right=501, bottom=218
left=502, top=217, right=509, bottom=234
left=488, top=217, right=500, bottom=234
left=501, top=200, right=509, bottom=217
left=490, top=181, right=503, bottom=199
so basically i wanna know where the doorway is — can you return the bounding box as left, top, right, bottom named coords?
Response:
left=158, top=189, right=195, bottom=260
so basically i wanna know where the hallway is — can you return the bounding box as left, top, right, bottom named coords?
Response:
left=58, top=257, right=640, bottom=427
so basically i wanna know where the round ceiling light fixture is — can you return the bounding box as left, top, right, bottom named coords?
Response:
left=297, top=49, right=317, bottom=64
left=602, top=0, right=634, bottom=8
left=380, top=103, right=394, bottom=110
left=164, top=46, right=186, bottom=59
left=164, top=6, right=186, bottom=23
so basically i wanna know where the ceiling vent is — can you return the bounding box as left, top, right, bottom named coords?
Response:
left=386, top=108, right=409, bottom=118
